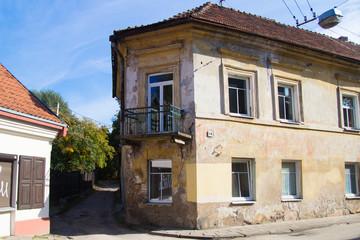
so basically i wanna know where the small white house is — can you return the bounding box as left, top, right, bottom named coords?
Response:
left=0, top=63, right=67, bottom=236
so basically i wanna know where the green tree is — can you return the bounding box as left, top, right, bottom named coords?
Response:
left=33, top=89, right=115, bottom=173
left=32, top=89, right=72, bottom=119
left=52, top=117, right=115, bottom=172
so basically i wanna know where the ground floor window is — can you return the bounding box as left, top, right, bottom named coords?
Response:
left=0, top=154, right=17, bottom=208
left=232, top=159, right=254, bottom=201
left=282, top=161, right=301, bottom=200
left=345, top=163, right=359, bottom=197
left=148, top=159, right=172, bottom=203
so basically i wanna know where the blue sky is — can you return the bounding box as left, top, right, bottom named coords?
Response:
left=0, top=0, right=359, bottom=127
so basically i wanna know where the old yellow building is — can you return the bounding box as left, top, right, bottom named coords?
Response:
left=110, top=3, right=360, bottom=229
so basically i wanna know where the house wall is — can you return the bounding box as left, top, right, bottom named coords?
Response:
left=118, top=24, right=199, bottom=228
left=191, top=26, right=360, bottom=228
left=117, top=23, right=360, bottom=230
left=0, top=116, right=59, bottom=236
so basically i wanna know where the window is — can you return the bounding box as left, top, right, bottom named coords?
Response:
left=0, top=153, right=17, bottom=208
left=232, top=159, right=254, bottom=201
left=274, top=77, right=302, bottom=123
left=345, top=164, right=359, bottom=197
left=149, top=160, right=172, bottom=203
left=342, top=94, right=359, bottom=129
left=222, top=66, right=257, bottom=118
left=148, top=73, right=174, bottom=132
left=229, top=77, right=250, bottom=116
left=282, top=161, right=301, bottom=200
left=18, top=156, right=45, bottom=210
left=278, top=85, right=294, bottom=121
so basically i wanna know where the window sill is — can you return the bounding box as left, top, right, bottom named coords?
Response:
left=343, top=128, right=360, bottom=133
left=279, top=120, right=302, bottom=125
left=345, top=195, right=360, bottom=200
left=281, top=198, right=302, bottom=202
left=231, top=200, right=256, bottom=205
left=146, top=202, right=172, bottom=206
left=0, top=207, right=15, bottom=213
left=229, top=114, right=255, bottom=119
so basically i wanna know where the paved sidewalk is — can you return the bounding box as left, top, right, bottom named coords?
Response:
left=150, top=213, right=360, bottom=239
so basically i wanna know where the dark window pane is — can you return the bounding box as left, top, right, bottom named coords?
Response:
left=232, top=173, right=240, bottom=197
left=238, top=89, right=247, bottom=114
left=149, top=74, right=173, bottom=83
left=343, top=109, right=349, bottom=127
left=285, top=96, right=293, bottom=120
left=229, top=78, right=246, bottom=89
left=279, top=96, right=285, bottom=119
left=163, top=85, right=173, bottom=106
left=348, top=109, right=354, bottom=128
left=150, top=86, right=160, bottom=107
left=149, top=174, right=161, bottom=200
left=232, top=162, right=248, bottom=172
left=278, top=86, right=285, bottom=96
left=229, top=88, right=238, bottom=113
left=239, top=172, right=250, bottom=197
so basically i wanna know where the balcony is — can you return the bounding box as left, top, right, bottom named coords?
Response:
left=119, top=105, right=191, bottom=145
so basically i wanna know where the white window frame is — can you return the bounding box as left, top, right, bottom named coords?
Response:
left=222, top=65, right=257, bottom=118
left=340, top=90, right=360, bottom=130
left=281, top=160, right=301, bottom=201
left=232, top=159, right=255, bottom=202
left=228, top=77, right=251, bottom=117
left=274, top=76, right=302, bottom=123
left=345, top=163, right=359, bottom=198
left=147, top=73, right=174, bottom=132
left=148, top=159, right=172, bottom=204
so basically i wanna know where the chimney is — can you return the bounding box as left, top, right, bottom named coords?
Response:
left=338, top=36, right=348, bottom=42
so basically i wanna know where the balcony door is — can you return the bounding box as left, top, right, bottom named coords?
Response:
left=148, top=73, right=173, bottom=132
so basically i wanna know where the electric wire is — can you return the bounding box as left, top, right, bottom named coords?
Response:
left=306, top=0, right=316, bottom=17
left=69, top=108, right=114, bottom=129
left=282, top=0, right=298, bottom=22
left=293, top=0, right=306, bottom=19
left=336, top=0, right=350, bottom=8
left=337, top=25, right=360, bottom=39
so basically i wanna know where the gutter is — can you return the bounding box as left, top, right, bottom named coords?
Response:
left=0, top=107, right=68, bottom=137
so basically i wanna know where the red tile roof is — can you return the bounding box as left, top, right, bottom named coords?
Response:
left=111, top=2, right=360, bottom=63
left=0, top=63, right=65, bottom=125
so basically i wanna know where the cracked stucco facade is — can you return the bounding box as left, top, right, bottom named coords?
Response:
left=113, top=22, right=360, bottom=229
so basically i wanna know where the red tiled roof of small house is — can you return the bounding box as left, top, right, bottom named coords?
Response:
left=0, top=63, right=64, bottom=125
left=111, top=2, right=360, bottom=63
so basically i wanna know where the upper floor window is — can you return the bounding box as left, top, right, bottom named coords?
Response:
left=274, top=77, right=302, bottom=123
left=278, top=85, right=294, bottom=121
left=342, top=94, right=359, bottom=130
left=229, top=77, right=250, bottom=116
left=223, top=66, right=257, bottom=118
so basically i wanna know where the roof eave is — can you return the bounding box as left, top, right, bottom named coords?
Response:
left=109, top=17, right=360, bottom=65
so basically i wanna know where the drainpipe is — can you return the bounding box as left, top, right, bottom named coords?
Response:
left=111, top=40, right=126, bottom=209
left=111, top=41, right=125, bottom=135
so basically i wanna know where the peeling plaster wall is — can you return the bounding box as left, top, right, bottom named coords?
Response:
left=117, top=23, right=359, bottom=230
left=191, top=26, right=360, bottom=229
left=119, top=25, right=198, bottom=228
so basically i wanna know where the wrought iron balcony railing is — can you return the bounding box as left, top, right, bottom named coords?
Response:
left=121, top=105, right=184, bottom=135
